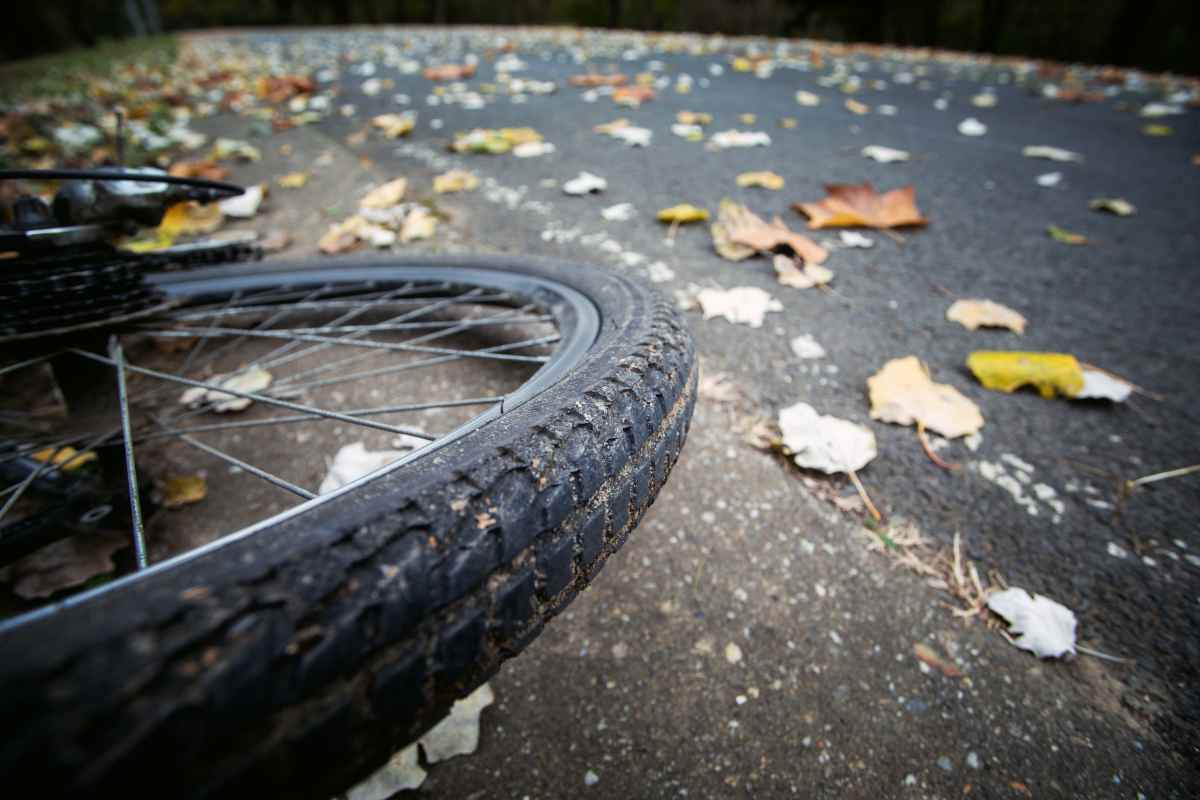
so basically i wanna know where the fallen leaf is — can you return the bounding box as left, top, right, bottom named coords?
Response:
left=169, top=159, right=230, bottom=181
left=1140, top=102, right=1183, bottom=118
left=699, top=371, right=741, bottom=404
left=774, top=254, right=833, bottom=288
left=319, top=442, right=408, bottom=494
left=778, top=401, right=877, bottom=474
left=569, top=73, right=627, bottom=87
left=1089, top=197, right=1135, bottom=216
left=712, top=200, right=828, bottom=264
left=360, top=178, right=408, bottom=209
left=987, top=587, right=1077, bottom=659
left=211, top=138, right=261, bottom=162
left=958, top=117, right=987, bottom=136
left=31, top=446, right=97, bottom=471
left=868, top=356, right=983, bottom=438
left=276, top=171, right=309, bottom=189
left=739, top=113, right=757, bottom=125
left=1077, top=368, right=1134, bottom=402
left=159, top=201, right=223, bottom=236
left=260, top=230, right=292, bottom=252
left=708, top=130, right=771, bottom=149
left=677, top=110, right=712, bottom=125
left=1022, top=145, right=1083, bottom=162
left=163, top=475, right=208, bottom=508
left=845, top=99, right=870, bottom=115
left=694, top=286, right=782, bottom=327
left=601, top=202, right=636, bottom=221
left=400, top=207, right=438, bottom=242
left=657, top=204, right=710, bottom=223
left=913, top=642, right=963, bottom=678
left=346, top=744, right=426, bottom=799
left=180, top=366, right=273, bottom=412
left=563, top=172, right=607, bottom=195
left=966, top=351, right=1083, bottom=399
left=1142, top=124, right=1172, bottom=137
left=795, top=90, right=821, bottom=106
left=946, top=299, right=1027, bottom=333
left=418, top=683, right=495, bottom=763
left=218, top=184, right=265, bottom=218
left=971, top=92, right=997, bottom=108
left=371, top=113, right=415, bottom=139
left=839, top=231, right=875, bottom=248
left=433, top=169, right=479, bottom=194
left=1047, top=224, right=1087, bottom=245
left=451, top=127, right=542, bottom=155
left=4, top=531, right=126, bottom=599
left=736, top=171, right=785, bottom=190
left=423, top=63, right=476, bottom=81
left=512, top=141, right=554, bottom=158
left=779, top=117, right=798, bottom=129
left=790, top=334, right=826, bottom=359
left=612, top=85, right=655, bottom=106
left=861, top=145, right=910, bottom=163
left=1036, top=171, right=1062, bottom=187
left=794, top=183, right=927, bottom=230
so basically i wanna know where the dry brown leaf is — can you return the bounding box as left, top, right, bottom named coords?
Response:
left=164, top=474, right=208, bottom=508
left=794, top=183, right=927, bottom=230
left=359, top=178, right=408, bottom=210
left=868, top=356, right=983, bottom=439
left=423, top=63, right=476, bottom=81
left=4, top=532, right=126, bottom=599
left=168, top=159, right=230, bottom=181
left=569, top=73, right=627, bottom=87
left=613, top=85, right=655, bottom=106
left=736, top=171, right=785, bottom=190
left=946, top=299, right=1027, bottom=333
left=712, top=199, right=828, bottom=264
left=773, top=254, right=834, bottom=288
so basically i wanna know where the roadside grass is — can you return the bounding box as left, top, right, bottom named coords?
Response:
left=0, top=35, right=176, bottom=104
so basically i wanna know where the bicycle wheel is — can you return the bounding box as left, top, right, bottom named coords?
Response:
left=0, top=254, right=696, bottom=798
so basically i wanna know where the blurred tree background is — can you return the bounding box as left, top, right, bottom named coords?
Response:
left=2, top=0, right=1196, bottom=74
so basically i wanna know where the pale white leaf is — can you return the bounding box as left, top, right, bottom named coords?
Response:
left=1036, top=171, right=1062, bottom=187
left=319, top=442, right=408, bottom=494
left=958, top=117, right=987, bottom=136
left=987, top=587, right=1077, bottom=659
left=694, top=286, right=782, bottom=327
left=346, top=745, right=426, bottom=800
left=601, top=202, right=636, bottom=221
left=790, top=334, right=826, bottom=359
left=1077, top=368, right=1133, bottom=402
left=419, top=683, right=495, bottom=763
left=218, top=184, right=264, bottom=218
left=778, top=402, right=877, bottom=474
left=563, top=172, right=607, bottom=195
left=861, top=144, right=910, bottom=163
left=708, top=130, right=771, bottom=149
left=839, top=231, right=875, bottom=248
left=512, top=141, right=555, bottom=158
left=1022, top=145, right=1083, bottom=162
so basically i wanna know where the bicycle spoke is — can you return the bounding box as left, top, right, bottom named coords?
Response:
left=165, top=427, right=316, bottom=501
left=0, top=352, right=60, bottom=378
left=139, top=314, right=554, bottom=338
left=110, top=338, right=148, bottom=570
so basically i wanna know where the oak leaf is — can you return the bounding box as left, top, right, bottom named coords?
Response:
left=793, top=183, right=927, bottom=230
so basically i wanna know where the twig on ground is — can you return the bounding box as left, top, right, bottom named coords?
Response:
left=917, top=420, right=960, bottom=470
left=847, top=469, right=882, bottom=523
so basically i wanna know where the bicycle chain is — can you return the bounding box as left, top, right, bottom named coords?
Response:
left=0, top=241, right=261, bottom=341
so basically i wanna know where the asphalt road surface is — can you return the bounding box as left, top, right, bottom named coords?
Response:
left=189, top=28, right=1200, bottom=798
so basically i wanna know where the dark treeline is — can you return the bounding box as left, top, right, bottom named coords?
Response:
left=3, top=0, right=1197, bottom=75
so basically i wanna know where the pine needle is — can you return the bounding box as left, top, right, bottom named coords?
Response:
left=847, top=469, right=882, bottom=523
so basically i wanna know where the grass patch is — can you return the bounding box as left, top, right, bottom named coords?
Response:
left=0, top=35, right=176, bottom=104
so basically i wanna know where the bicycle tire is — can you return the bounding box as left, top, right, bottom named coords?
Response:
left=0, top=253, right=697, bottom=798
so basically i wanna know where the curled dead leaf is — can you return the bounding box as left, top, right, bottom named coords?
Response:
left=794, top=183, right=927, bottom=230
left=774, top=254, right=833, bottom=289
left=946, top=299, right=1027, bottom=333
left=712, top=199, right=828, bottom=264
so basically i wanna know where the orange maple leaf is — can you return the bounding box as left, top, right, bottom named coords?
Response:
left=793, top=183, right=928, bottom=230
left=423, top=63, right=477, bottom=81
left=569, top=73, right=628, bottom=87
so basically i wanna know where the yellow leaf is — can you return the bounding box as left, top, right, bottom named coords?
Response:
left=779, top=117, right=798, bottom=129
left=277, top=172, right=309, bottom=189
left=1047, top=224, right=1087, bottom=245
left=966, top=351, right=1084, bottom=399
left=739, top=113, right=757, bottom=125
left=657, top=204, right=710, bottom=223
left=736, top=171, right=785, bottom=190
left=1088, top=197, right=1135, bottom=216
left=359, top=178, right=408, bottom=209
left=868, top=356, right=984, bottom=438
left=433, top=169, right=480, bottom=194
left=371, top=113, right=415, bottom=138
left=1142, top=124, right=1172, bottom=137
left=163, top=475, right=208, bottom=508
left=31, top=446, right=97, bottom=471
left=400, top=208, right=438, bottom=242
left=732, top=57, right=753, bottom=72
left=677, top=111, right=712, bottom=125
left=159, top=201, right=223, bottom=236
